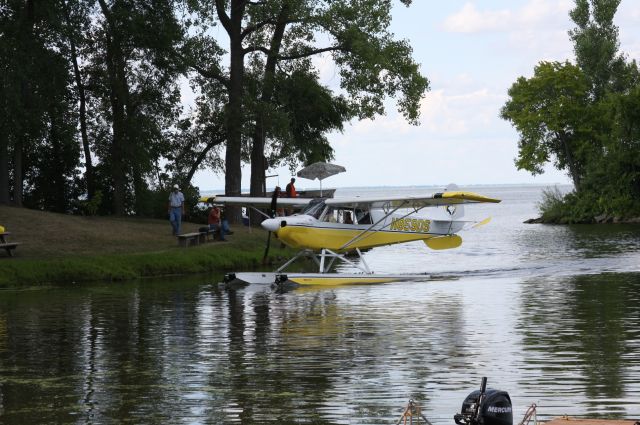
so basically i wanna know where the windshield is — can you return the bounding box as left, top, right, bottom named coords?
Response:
left=302, top=199, right=325, bottom=218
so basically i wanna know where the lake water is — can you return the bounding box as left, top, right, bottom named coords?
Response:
left=1, top=185, right=640, bottom=424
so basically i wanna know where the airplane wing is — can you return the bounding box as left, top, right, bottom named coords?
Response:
left=335, top=191, right=499, bottom=251
left=199, top=195, right=313, bottom=208
left=324, top=191, right=501, bottom=209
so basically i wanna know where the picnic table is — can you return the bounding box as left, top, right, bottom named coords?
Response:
left=0, top=232, right=19, bottom=257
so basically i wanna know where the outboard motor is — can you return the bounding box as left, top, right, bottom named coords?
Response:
left=454, top=378, right=513, bottom=425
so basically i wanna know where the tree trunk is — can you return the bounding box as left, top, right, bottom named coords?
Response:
left=0, top=63, right=9, bottom=204
left=249, top=5, right=288, bottom=223
left=14, top=70, right=28, bottom=207
left=224, top=0, right=246, bottom=223
left=0, top=135, right=9, bottom=205
left=70, top=38, right=95, bottom=199
left=49, top=114, right=66, bottom=212
left=184, top=136, right=224, bottom=185
left=12, top=0, right=35, bottom=208
left=559, top=131, right=581, bottom=191
left=12, top=139, right=23, bottom=207
left=132, top=163, right=145, bottom=216
left=106, top=34, right=127, bottom=216
left=99, top=0, right=128, bottom=216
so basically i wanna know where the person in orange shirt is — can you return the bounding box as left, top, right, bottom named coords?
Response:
left=285, top=178, right=297, bottom=215
left=208, top=205, right=227, bottom=241
left=285, top=178, right=297, bottom=198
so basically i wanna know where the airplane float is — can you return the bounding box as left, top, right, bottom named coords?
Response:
left=200, top=185, right=500, bottom=287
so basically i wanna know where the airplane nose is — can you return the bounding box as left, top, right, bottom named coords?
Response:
left=261, top=218, right=280, bottom=232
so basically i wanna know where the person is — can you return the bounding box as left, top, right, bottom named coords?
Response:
left=220, top=207, right=233, bottom=235
left=168, top=184, right=185, bottom=235
left=285, top=178, right=297, bottom=215
left=285, top=178, right=297, bottom=198
left=208, top=205, right=226, bottom=241
left=270, top=186, right=282, bottom=218
left=344, top=211, right=353, bottom=224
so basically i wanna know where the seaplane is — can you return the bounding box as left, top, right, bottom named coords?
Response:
left=200, top=184, right=500, bottom=287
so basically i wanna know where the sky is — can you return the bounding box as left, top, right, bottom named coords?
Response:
left=190, top=0, right=640, bottom=192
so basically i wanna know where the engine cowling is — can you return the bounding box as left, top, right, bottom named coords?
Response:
left=455, top=388, right=513, bottom=425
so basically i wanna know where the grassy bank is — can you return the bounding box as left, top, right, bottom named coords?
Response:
left=533, top=187, right=640, bottom=224
left=0, top=205, right=293, bottom=287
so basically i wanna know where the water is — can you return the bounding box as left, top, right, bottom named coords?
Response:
left=1, top=185, right=640, bottom=424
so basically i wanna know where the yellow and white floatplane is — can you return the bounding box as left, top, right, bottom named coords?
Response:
left=200, top=184, right=500, bottom=287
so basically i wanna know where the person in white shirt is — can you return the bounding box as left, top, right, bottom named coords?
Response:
left=167, top=184, right=185, bottom=235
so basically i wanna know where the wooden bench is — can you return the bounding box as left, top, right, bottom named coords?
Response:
left=177, top=232, right=203, bottom=247
left=197, top=227, right=221, bottom=242
left=204, top=228, right=220, bottom=242
left=0, top=242, right=19, bottom=257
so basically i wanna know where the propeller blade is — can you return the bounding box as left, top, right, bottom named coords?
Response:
left=262, top=231, right=272, bottom=265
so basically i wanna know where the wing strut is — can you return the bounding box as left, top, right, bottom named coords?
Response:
left=337, top=200, right=409, bottom=251
left=338, top=200, right=431, bottom=251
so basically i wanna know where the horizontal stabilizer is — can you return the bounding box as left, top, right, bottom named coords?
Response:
left=424, top=235, right=463, bottom=250
left=470, top=216, right=492, bottom=229
left=464, top=217, right=491, bottom=230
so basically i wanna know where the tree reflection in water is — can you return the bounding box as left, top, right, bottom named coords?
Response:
left=518, top=273, right=640, bottom=418
left=0, top=272, right=639, bottom=424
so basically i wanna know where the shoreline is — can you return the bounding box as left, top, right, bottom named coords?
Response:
left=0, top=205, right=294, bottom=288
left=525, top=216, right=640, bottom=224
left=0, top=243, right=295, bottom=288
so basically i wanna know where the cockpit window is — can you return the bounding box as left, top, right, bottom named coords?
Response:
left=302, top=199, right=325, bottom=218
left=355, top=208, right=372, bottom=224
left=321, top=206, right=338, bottom=222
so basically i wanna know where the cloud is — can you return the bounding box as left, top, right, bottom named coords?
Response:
left=349, top=83, right=507, bottom=144
left=442, top=3, right=512, bottom=33
left=617, top=2, right=640, bottom=59
left=443, top=0, right=572, bottom=34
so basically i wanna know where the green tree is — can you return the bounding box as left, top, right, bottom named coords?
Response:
left=22, top=51, right=81, bottom=212
left=185, top=0, right=429, bottom=221
left=165, top=100, right=226, bottom=187
left=502, top=0, right=640, bottom=221
left=0, top=0, right=81, bottom=210
left=569, top=0, right=627, bottom=99
left=62, top=0, right=97, bottom=201
left=268, top=69, right=351, bottom=170
left=88, top=0, right=185, bottom=215
left=500, top=61, right=592, bottom=190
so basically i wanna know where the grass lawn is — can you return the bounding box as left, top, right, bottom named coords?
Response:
left=0, top=205, right=292, bottom=287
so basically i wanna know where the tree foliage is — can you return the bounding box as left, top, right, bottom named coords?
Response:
left=0, top=0, right=80, bottom=211
left=183, top=0, right=429, bottom=220
left=501, top=61, right=593, bottom=189
left=1, top=0, right=428, bottom=222
left=501, top=0, right=640, bottom=222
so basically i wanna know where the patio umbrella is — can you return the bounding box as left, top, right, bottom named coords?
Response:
left=296, top=162, right=346, bottom=196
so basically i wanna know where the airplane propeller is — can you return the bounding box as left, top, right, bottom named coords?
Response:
left=262, top=188, right=281, bottom=264
left=262, top=230, right=272, bottom=265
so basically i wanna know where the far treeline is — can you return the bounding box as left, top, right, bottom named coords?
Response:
left=502, top=0, right=640, bottom=223
left=0, top=0, right=429, bottom=220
